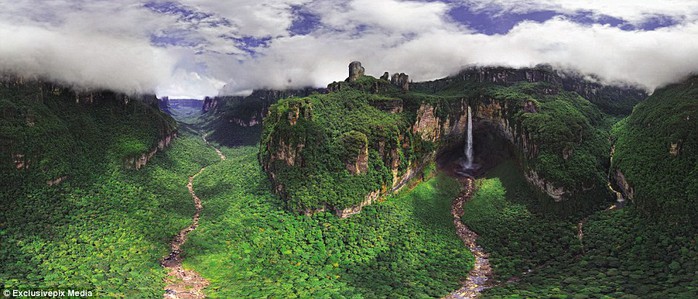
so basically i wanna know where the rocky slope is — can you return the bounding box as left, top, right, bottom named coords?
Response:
left=259, top=62, right=647, bottom=216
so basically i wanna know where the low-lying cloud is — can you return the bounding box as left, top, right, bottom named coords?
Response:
left=0, top=24, right=174, bottom=94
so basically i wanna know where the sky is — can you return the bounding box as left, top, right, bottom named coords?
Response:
left=1, top=1, right=698, bottom=98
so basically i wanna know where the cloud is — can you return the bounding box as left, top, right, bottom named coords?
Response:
left=221, top=13, right=698, bottom=94
left=0, top=24, right=175, bottom=94
left=459, top=0, right=698, bottom=23
left=1, top=0, right=698, bottom=98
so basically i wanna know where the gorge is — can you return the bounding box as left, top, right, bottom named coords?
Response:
left=1, top=62, right=696, bottom=299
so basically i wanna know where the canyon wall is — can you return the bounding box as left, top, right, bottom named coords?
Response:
left=1, top=75, right=177, bottom=188
left=260, top=63, right=645, bottom=217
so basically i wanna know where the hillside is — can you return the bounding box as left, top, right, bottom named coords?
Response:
left=0, top=76, right=203, bottom=296
left=612, top=75, right=698, bottom=225
left=259, top=63, right=647, bottom=216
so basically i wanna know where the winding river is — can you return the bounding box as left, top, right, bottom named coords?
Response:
left=162, top=135, right=225, bottom=299
left=445, top=177, right=494, bottom=299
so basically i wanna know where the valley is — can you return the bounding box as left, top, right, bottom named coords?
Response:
left=1, top=63, right=697, bottom=299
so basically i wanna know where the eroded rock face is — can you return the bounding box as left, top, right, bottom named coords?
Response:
left=391, top=73, right=409, bottom=91
left=346, top=144, right=369, bottom=175
left=335, top=190, right=380, bottom=218
left=202, top=96, right=218, bottom=113
left=12, top=153, right=27, bottom=170
left=412, top=104, right=441, bottom=142
left=47, top=176, right=67, bottom=187
left=524, top=100, right=538, bottom=113
left=614, top=169, right=635, bottom=201
left=369, top=98, right=403, bottom=113
left=230, top=116, right=260, bottom=127
left=125, top=132, right=178, bottom=170
left=670, top=142, right=681, bottom=156
left=261, top=64, right=631, bottom=216
left=347, top=61, right=365, bottom=82
left=526, top=170, right=566, bottom=201
left=271, top=140, right=305, bottom=167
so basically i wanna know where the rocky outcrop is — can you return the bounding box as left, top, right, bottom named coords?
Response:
left=335, top=190, right=380, bottom=218
left=369, top=98, right=403, bottom=113
left=560, top=75, right=647, bottom=115
left=12, top=153, right=27, bottom=170
left=391, top=73, right=409, bottom=91
left=202, top=96, right=218, bottom=113
left=526, top=170, right=566, bottom=201
left=159, top=96, right=171, bottom=114
left=230, top=116, right=260, bottom=127
left=342, top=131, right=369, bottom=175
left=412, top=66, right=647, bottom=115
left=347, top=61, right=365, bottom=82
left=412, top=104, right=440, bottom=142
left=260, top=63, right=634, bottom=216
left=124, top=132, right=178, bottom=170
left=204, top=88, right=322, bottom=135
left=670, top=142, right=681, bottom=156
left=270, top=139, right=305, bottom=167
left=334, top=155, right=432, bottom=218
left=614, top=169, right=635, bottom=201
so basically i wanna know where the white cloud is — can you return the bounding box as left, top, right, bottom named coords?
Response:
left=181, top=0, right=313, bottom=37
left=460, top=0, right=698, bottom=23
left=0, top=24, right=175, bottom=94
left=1, top=0, right=698, bottom=97
left=315, top=0, right=457, bottom=34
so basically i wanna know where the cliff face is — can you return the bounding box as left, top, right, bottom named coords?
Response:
left=413, top=65, right=647, bottom=115
left=123, top=131, right=178, bottom=170
left=1, top=75, right=177, bottom=188
left=260, top=63, right=643, bottom=216
left=203, top=88, right=324, bottom=146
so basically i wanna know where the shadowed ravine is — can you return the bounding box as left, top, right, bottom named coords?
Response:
left=445, top=177, right=494, bottom=299
left=162, top=135, right=225, bottom=299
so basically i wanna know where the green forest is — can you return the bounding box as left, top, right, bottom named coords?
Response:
left=1, top=69, right=697, bottom=298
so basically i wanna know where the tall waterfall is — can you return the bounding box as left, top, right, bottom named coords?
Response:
left=464, top=105, right=474, bottom=169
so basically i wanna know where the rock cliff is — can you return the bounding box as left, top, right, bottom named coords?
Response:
left=1, top=75, right=177, bottom=188
left=260, top=63, right=645, bottom=216
left=202, top=88, right=323, bottom=146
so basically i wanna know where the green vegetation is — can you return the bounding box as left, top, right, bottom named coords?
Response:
left=203, top=89, right=320, bottom=147
left=4, top=68, right=691, bottom=299
left=461, top=160, right=698, bottom=298
left=613, top=75, right=698, bottom=225
left=483, top=85, right=611, bottom=214
left=261, top=86, right=416, bottom=212
left=0, top=82, right=176, bottom=185
left=182, top=146, right=473, bottom=298
left=262, top=71, right=614, bottom=215
left=0, top=81, right=220, bottom=296
left=461, top=160, right=580, bottom=278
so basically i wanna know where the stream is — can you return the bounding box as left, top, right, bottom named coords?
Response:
left=445, top=177, right=494, bottom=299
left=161, top=135, right=225, bottom=299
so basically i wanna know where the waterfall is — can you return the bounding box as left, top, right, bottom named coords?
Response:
left=464, top=105, right=474, bottom=169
